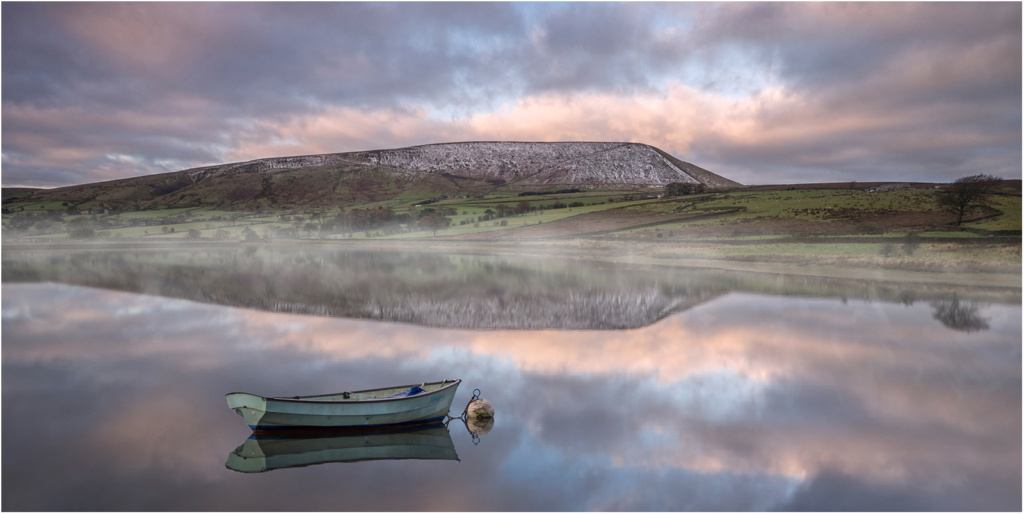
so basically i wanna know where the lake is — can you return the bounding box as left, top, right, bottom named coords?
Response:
left=2, top=245, right=1021, bottom=511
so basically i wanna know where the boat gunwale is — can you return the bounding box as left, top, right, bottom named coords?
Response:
left=225, top=379, right=461, bottom=405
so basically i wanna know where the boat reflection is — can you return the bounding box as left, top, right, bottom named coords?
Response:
left=226, top=422, right=458, bottom=473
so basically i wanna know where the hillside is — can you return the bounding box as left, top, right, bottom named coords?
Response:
left=7, top=142, right=738, bottom=211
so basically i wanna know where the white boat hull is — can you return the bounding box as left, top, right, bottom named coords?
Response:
left=226, top=379, right=461, bottom=433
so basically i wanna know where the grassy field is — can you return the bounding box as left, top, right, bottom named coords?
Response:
left=4, top=182, right=1020, bottom=273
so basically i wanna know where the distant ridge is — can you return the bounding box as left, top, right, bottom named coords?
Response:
left=13, top=141, right=739, bottom=210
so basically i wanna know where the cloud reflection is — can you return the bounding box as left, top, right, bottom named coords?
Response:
left=2, top=283, right=1019, bottom=510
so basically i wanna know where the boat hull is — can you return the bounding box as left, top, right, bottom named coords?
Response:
left=226, top=379, right=461, bottom=433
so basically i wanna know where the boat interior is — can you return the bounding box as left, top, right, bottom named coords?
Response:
left=273, top=379, right=460, bottom=402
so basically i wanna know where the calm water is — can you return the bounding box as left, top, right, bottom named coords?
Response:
left=2, top=247, right=1021, bottom=511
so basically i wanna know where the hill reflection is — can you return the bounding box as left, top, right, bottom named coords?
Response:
left=2, top=245, right=1017, bottom=330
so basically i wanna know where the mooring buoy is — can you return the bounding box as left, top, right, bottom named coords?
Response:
left=466, top=397, right=494, bottom=420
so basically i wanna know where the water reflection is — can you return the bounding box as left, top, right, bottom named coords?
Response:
left=2, top=279, right=1020, bottom=510
left=931, top=294, right=990, bottom=332
left=3, top=246, right=1018, bottom=331
left=226, top=423, right=459, bottom=473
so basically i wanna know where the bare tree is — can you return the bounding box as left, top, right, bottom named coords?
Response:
left=493, top=204, right=512, bottom=218
left=935, top=174, right=1001, bottom=226
left=514, top=200, right=531, bottom=215
left=309, top=210, right=327, bottom=229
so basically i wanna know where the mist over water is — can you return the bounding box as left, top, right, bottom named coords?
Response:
left=2, top=244, right=1016, bottom=330
left=2, top=246, right=1020, bottom=511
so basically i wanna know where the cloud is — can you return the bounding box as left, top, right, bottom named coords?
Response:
left=2, top=2, right=1019, bottom=187
left=223, top=78, right=1020, bottom=185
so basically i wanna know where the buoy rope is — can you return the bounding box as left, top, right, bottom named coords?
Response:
left=444, top=388, right=486, bottom=446
left=446, top=388, right=481, bottom=423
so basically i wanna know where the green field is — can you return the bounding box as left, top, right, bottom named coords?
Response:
left=4, top=183, right=1020, bottom=273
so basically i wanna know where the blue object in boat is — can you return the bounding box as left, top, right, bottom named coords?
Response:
left=386, top=386, right=426, bottom=399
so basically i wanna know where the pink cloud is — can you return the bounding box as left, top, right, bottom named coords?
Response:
left=53, top=3, right=221, bottom=78
left=222, top=83, right=732, bottom=163
left=219, top=82, right=917, bottom=172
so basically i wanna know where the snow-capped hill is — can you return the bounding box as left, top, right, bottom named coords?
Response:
left=23, top=141, right=737, bottom=211
left=193, top=141, right=738, bottom=188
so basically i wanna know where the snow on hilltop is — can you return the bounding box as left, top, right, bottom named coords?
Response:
left=190, top=141, right=739, bottom=188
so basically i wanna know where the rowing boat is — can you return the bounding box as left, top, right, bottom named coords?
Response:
left=226, top=379, right=461, bottom=433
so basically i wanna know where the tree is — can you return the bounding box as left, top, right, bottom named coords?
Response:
left=935, top=174, right=1001, bottom=226
left=309, top=210, right=327, bottom=228
left=417, top=212, right=450, bottom=235
left=493, top=204, right=512, bottom=218
left=187, top=228, right=201, bottom=239
left=514, top=200, right=531, bottom=215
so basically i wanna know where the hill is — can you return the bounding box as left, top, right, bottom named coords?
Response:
left=6, top=142, right=738, bottom=211
left=1, top=187, right=41, bottom=199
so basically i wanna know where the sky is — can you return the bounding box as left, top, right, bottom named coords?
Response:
left=2, top=2, right=1021, bottom=188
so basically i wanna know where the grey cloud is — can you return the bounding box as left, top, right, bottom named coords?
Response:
left=5, top=2, right=692, bottom=113
left=6, top=3, right=531, bottom=112
left=677, top=3, right=1021, bottom=182
left=171, top=3, right=528, bottom=112
left=520, top=3, right=693, bottom=95
left=1, top=2, right=1020, bottom=187
left=3, top=2, right=544, bottom=186
left=688, top=2, right=1020, bottom=91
